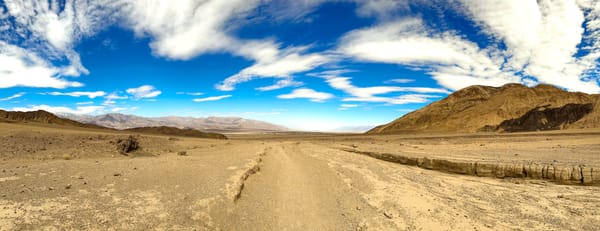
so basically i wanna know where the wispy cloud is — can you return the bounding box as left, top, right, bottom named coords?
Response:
left=385, top=78, right=415, bottom=84
left=44, top=91, right=106, bottom=99
left=0, top=0, right=122, bottom=88
left=216, top=45, right=331, bottom=91
left=0, top=92, right=25, bottom=101
left=76, top=101, right=94, bottom=105
left=126, top=85, right=162, bottom=100
left=255, top=78, right=303, bottom=91
left=314, top=70, right=448, bottom=105
left=338, top=103, right=359, bottom=110
left=277, top=88, right=334, bottom=102
left=338, top=3, right=600, bottom=93
left=176, top=92, right=204, bottom=96
left=343, top=94, right=441, bottom=104
left=102, top=92, right=128, bottom=106
left=193, top=95, right=232, bottom=102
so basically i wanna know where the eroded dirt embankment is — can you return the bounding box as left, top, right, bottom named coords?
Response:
left=341, top=148, right=599, bottom=186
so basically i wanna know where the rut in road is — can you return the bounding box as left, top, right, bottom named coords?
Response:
left=218, top=143, right=375, bottom=230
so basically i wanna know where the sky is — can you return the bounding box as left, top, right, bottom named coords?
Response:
left=0, top=0, right=599, bottom=131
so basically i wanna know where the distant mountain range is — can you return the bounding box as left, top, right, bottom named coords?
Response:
left=368, top=83, right=600, bottom=134
left=0, top=109, right=228, bottom=139
left=58, top=113, right=289, bottom=133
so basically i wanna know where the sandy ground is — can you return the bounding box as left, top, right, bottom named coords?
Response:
left=1, top=122, right=599, bottom=230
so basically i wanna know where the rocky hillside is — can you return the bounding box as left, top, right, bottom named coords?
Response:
left=60, top=113, right=288, bottom=132
left=368, top=84, right=600, bottom=134
left=0, top=109, right=107, bottom=129
left=125, top=126, right=227, bottom=139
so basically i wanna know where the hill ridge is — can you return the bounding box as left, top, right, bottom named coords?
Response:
left=368, top=83, right=600, bottom=134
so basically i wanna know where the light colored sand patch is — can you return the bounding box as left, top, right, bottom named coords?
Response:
left=0, top=176, right=19, bottom=182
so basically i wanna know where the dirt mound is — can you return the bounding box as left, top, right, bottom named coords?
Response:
left=124, top=126, right=227, bottom=139
left=0, top=109, right=107, bottom=129
left=368, top=84, right=600, bottom=134
left=497, top=103, right=594, bottom=132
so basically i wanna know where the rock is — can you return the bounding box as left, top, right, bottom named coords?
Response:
left=497, top=103, right=593, bottom=132
left=113, top=173, right=121, bottom=177
left=116, top=135, right=139, bottom=154
left=65, top=184, right=72, bottom=189
left=177, top=151, right=187, bottom=156
left=383, top=211, right=393, bottom=219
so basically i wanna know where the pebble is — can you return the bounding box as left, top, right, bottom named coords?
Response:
left=113, top=173, right=121, bottom=177
left=65, top=184, right=72, bottom=190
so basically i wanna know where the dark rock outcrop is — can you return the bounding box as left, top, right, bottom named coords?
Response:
left=497, top=103, right=594, bottom=132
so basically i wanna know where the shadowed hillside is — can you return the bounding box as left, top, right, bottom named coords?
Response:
left=0, top=109, right=108, bottom=130
left=125, top=126, right=228, bottom=139
left=368, top=84, right=600, bottom=134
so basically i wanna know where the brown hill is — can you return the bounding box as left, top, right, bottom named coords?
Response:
left=367, top=83, right=600, bottom=134
left=0, top=109, right=107, bottom=129
left=124, top=126, right=228, bottom=139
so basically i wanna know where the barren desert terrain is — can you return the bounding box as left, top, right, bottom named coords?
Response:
left=1, top=122, right=599, bottom=230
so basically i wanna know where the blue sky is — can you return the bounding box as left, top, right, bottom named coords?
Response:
left=1, top=0, right=599, bottom=131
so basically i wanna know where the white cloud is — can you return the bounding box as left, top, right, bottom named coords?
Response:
left=102, top=92, right=128, bottom=106
left=277, top=88, right=334, bottom=102
left=123, top=0, right=260, bottom=60
left=0, top=0, right=124, bottom=88
left=216, top=45, right=331, bottom=91
left=0, top=42, right=83, bottom=88
left=385, top=78, right=415, bottom=84
left=256, top=78, right=303, bottom=91
left=0, top=92, right=25, bottom=101
left=107, top=106, right=138, bottom=113
left=176, top=92, right=204, bottom=96
left=343, top=94, right=440, bottom=104
left=355, top=0, right=410, bottom=18
left=193, top=95, right=232, bottom=102
left=339, top=18, right=521, bottom=91
left=460, top=0, right=599, bottom=93
left=46, top=91, right=106, bottom=99
left=338, top=103, right=358, bottom=110
left=12, top=104, right=104, bottom=115
left=126, top=85, right=162, bottom=100
left=339, top=3, right=600, bottom=93
left=326, top=76, right=450, bottom=96
left=313, top=71, right=448, bottom=105
left=76, top=101, right=94, bottom=105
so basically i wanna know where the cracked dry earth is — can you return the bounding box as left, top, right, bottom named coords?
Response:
left=1, top=123, right=600, bottom=230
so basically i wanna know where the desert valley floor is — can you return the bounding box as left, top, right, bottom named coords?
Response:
left=1, top=122, right=599, bottom=230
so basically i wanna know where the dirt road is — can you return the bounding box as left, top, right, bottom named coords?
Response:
left=1, top=123, right=600, bottom=230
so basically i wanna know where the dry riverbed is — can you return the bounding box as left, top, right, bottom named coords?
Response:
left=1, top=123, right=599, bottom=230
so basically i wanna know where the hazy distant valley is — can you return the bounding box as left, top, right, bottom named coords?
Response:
left=59, top=113, right=289, bottom=133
